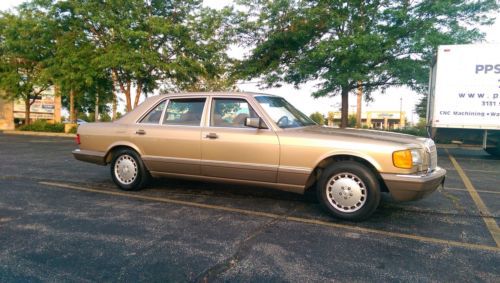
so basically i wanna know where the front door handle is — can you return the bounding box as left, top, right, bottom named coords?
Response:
left=205, top=133, right=218, bottom=139
left=135, top=129, right=146, bottom=135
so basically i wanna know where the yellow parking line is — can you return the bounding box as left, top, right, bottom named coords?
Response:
left=452, top=157, right=500, bottom=162
left=446, top=149, right=500, bottom=247
left=38, top=181, right=500, bottom=252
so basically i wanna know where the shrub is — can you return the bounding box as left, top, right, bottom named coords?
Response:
left=388, top=127, right=428, bottom=137
left=309, top=112, right=325, bottom=125
left=68, top=126, right=78, bottom=134
left=348, top=114, right=357, bottom=127
left=18, top=120, right=65, bottom=133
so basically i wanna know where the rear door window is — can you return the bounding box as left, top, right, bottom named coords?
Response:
left=163, top=98, right=206, bottom=126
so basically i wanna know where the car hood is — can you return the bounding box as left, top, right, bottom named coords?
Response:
left=281, top=126, right=429, bottom=147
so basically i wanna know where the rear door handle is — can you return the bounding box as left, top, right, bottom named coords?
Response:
left=135, top=129, right=146, bottom=135
left=205, top=133, right=218, bottom=139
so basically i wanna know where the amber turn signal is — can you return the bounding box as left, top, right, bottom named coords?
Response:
left=392, top=150, right=413, bottom=169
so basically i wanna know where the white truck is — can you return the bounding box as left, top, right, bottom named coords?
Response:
left=427, top=44, right=500, bottom=156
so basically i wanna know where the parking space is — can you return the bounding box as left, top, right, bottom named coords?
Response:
left=0, top=133, right=499, bottom=281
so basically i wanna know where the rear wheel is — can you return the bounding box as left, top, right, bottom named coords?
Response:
left=110, top=149, right=149, bottom=191
left=317, top=161, right=380, bottom=221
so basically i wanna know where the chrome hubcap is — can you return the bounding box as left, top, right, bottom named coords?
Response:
left=326, top=172, right=367, bottom=213
left=114, top=155, right=138, bottom=185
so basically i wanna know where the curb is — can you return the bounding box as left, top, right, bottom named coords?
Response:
left=2, top=130, right=76, bottom=138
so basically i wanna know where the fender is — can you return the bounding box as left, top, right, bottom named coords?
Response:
left=314, top=149, right=383, bottom=172
left=105, top=141, right=144, bottom=162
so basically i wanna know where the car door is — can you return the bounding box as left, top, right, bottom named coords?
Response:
left=134, top=97, right=206, bottom=175
left=201, top=96, right=280, bottom=183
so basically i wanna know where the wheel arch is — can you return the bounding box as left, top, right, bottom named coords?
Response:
left=304, top=153, right=388, bottom=193
left=104, top=142, right=143, bottom=164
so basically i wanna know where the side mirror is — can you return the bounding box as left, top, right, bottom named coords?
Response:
left=245, top=117, right=267, bottom=129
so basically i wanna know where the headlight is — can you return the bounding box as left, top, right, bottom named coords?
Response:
left=393, top=149, right=422, bottom=169
left=410, top=149, right=422, bottom=165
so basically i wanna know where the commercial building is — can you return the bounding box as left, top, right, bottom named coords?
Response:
left=329, top=111, right=406, bottom=129
left=0, top=87, right=62, bottom=130
left=0, top=94, right=15, bottom=130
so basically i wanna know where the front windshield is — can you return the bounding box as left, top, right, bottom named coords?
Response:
left=255, top=96, right=316, bottom=128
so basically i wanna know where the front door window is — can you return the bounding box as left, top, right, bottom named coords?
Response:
left=211, top=98, right=258, bottom=128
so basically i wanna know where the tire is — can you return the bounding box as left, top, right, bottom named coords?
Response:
left=317, top=161, right=381, bottom=221
left=110, top=148, right=150, bottom=191
left=485, top=147, right=500, bottom=158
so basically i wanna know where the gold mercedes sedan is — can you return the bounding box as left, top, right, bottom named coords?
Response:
left=73, top=92, right=446, bottom=220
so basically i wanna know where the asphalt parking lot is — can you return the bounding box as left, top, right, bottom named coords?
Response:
left=0, top=133, right=499, bottom=282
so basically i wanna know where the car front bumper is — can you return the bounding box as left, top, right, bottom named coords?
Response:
left=380, top=167, right=446, bottom=201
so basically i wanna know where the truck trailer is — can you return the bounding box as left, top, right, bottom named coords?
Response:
left=427, top=44, right=500, bottom=156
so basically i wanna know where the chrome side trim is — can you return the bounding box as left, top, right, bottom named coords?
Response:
left=201, top=159, right=278, bottom=172
left=142, top=156, right=279, bottom=172
left=142, top=155, right=201, bottom=165
left=278, top=166, right=312, bottom=174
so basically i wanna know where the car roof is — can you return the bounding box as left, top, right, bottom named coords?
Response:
left=116, top=92, right=279, bottom=125
left=158, top=91, right=278, bottom=99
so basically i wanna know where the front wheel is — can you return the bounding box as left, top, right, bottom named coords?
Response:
left=110, top=149, right=150, bottom=191
left=317, top=161, right=380, bottom=221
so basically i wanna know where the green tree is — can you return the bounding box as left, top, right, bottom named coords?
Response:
left=47, top=1, right=114, bottom=123
left=60, top=75, right=114, bottom=122
left=0, top=4, right=54, bottom=124
left=415, top=95, right=427, bottom=119
left=238, top=0, right=498, bottom=128
left=348, top=114, right=357, bottom=128
left=56, top=0, right=236, bottom=113
left=309, top=111, right=324, bottom=125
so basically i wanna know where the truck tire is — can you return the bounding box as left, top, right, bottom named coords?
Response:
left=317, top=161, right=381, bottom=221
left=485, top=147, right=500, bottom=158
left=110, top=148, right=150, bottom=191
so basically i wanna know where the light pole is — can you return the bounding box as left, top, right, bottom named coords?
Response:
left=399, top=95, right=403, bottom=129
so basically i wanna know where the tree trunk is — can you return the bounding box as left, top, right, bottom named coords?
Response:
left=95, top=93, right=99, bottom=122
left=70, top=89, right=76, bottom=123
left=125, top=81, right=131, bottom=112
left=340, top=86, right=349, bottom=128
left=134, top=81, right=142, bottom=108
left=111, top=69, right=132, bottom=112
left=112, top=91, right=117, bottom=120
left=24, top=98, right=31, bottom=125
left=356, top=81, right=362, bottom=128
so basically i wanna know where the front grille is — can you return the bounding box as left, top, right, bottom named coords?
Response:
left=429, top=145, right=437, bottom=171
left=425, top=139, right=437, bottom=171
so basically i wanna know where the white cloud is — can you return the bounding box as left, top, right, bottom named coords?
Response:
left=0, top=0, right=25, bottom=12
